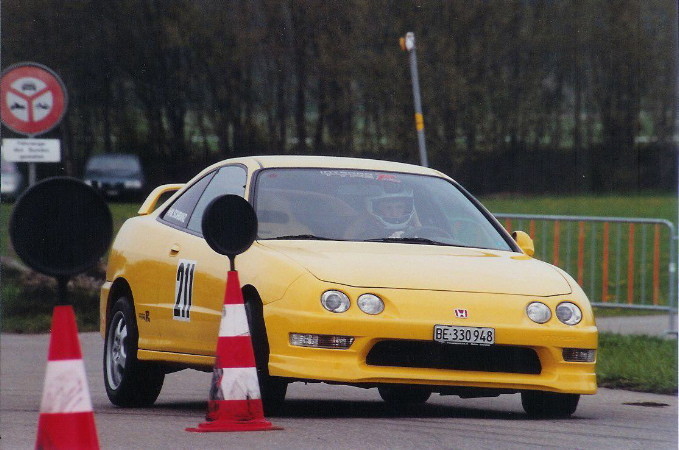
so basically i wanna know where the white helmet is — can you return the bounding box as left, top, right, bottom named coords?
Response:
left=366, top=188, right=415, bottom=230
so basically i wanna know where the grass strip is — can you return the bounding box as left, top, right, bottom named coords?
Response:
left=597, top=332, right=677, bottom=394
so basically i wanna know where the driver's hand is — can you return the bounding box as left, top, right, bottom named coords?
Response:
left=388, top=230, right=405, bottom=238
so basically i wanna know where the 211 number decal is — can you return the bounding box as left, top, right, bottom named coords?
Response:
left=174, top=259, right=196, bottom=321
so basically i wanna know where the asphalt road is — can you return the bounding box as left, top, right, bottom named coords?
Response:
left=1, top=332, right=677, bottom=450
left=596, top=314, right=678, bottom=336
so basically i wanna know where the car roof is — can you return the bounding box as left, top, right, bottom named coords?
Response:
left=214, top=155, right=448, bottom=178
left=151, top=155, right=457, bottom=218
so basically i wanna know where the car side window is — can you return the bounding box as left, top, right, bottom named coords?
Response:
left=187, top=166, right=247, bottom=234
left=161, top=173, right=215, bottom=228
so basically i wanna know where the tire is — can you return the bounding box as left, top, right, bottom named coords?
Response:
left=244, top=293, right=287, bottom=413
left=521, top=391, right=580, bottom=418
left=378, top=385, right=432, bottom=405
left=104, top=297, right=165, bottom=407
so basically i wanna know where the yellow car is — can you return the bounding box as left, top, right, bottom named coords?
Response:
left=100, top=155, right=597, bottom=417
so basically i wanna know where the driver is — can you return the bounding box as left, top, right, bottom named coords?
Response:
left=345, top=187, right=420, bottom=239
left=366, top=191, right=416, bottom=236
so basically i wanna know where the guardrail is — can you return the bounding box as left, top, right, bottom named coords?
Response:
left=495, top=213, right=677, bottom=334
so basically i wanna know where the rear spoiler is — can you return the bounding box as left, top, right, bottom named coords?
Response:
left=138, top=183, right=184, bottom=215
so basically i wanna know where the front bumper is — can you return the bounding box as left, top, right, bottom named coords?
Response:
left=264, top=277, right=597, bottom=395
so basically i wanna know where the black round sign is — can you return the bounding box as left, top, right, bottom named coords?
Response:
left=202, top=195, right=257, bottom=258
left=9, top=177, right=113, bottom=277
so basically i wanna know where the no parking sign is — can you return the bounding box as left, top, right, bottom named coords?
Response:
left=1, top=62, right=67, bottom=136
left=1, top=63, right=68, bottom=184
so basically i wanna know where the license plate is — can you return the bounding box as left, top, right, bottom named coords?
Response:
left=434, top=325, right=495, bottom=346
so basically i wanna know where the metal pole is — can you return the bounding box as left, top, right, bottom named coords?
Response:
left=401, top=32, right=429, bottom=167
left=29, top=162, right=37, bottom=186
left=673, top=0, right=679, bottom=334
left=668, top=223, right=677, bottom=333
left=28, top=133, right=37, bottom=186
left=57, top=277, right=69, bottom=306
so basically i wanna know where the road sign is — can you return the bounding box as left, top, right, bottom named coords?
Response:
left=2, top=138, right=61, bottom=162
left=10, top=177, right=112, bottom=279
left=1, top=63, right=68, bottom=136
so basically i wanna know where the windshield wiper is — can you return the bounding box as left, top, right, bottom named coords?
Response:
left=364, top=237, right=449, bottom=246
left=267, top=234, right=339, bottom=241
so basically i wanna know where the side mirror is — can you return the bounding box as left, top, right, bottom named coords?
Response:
left=512, top=231, right=535, bottom=257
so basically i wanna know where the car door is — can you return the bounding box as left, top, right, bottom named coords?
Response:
left=156, top=165, right=248, bottom=356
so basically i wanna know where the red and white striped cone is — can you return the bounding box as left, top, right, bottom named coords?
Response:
left=35, top=305, right=100, bottom=449
left=186, top=270, right=282, bottom=432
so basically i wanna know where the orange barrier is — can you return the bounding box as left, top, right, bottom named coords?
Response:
left=653, top=224, right=661, bottom=305
left=627, top=224, right=635, bottom=304
left=494, top=213, right=676, bottom=333
left=601, top=222, right=610, bottom=302
left=552, top=221, right=561, bottom=267
left=577, top=222, right=585, bottom=286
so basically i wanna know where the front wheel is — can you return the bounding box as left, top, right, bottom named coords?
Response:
left=104, top=297, right=165, bottom=407
left=521, top=391, right=580, bottom=418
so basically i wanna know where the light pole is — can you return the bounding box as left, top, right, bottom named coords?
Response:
left=400, top=32, right=429, bottom=167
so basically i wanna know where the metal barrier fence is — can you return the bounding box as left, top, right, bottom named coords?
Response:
left=494, top=213, right=677, bottom=333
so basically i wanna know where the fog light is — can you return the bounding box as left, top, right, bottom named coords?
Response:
left=526, top=302, right=551, bottom=324
left=563, top=348, right=596, bottom=362
left=289, top=333, right=354, bottom=349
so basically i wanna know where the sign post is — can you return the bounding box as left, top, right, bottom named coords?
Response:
left=1, top=62, right=68, bottom=185
left=400, top=32, right=429, bottom=168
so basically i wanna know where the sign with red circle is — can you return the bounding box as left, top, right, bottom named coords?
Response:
left=1, top=63, right=68, bottom=136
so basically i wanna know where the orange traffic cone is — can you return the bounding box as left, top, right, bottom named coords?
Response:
left=35, top=305, right=100, bottom=449
left=187, top=271, right=282, bottom=432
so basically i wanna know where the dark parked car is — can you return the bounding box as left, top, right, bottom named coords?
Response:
left=1, top=157, right=25, bottom=202
left=84, top=153, right=145, bottom=200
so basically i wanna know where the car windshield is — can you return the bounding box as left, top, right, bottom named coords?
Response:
left=85, top=155, right=141, bottom=176
left=254, top=168, right=512, bottom=251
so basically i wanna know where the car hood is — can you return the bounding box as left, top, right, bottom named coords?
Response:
left=257, top=241, right=572, bottom=296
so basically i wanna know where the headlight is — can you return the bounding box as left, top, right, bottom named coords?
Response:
left=84, top=179, right=93, bottom=186
left=556, top=302, right=582, bottom=325
left=526, top=301, right=551, bottom=324
left=321, top=290, right=350, bottom=313
left=357, top=294, right=384, bottom=315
